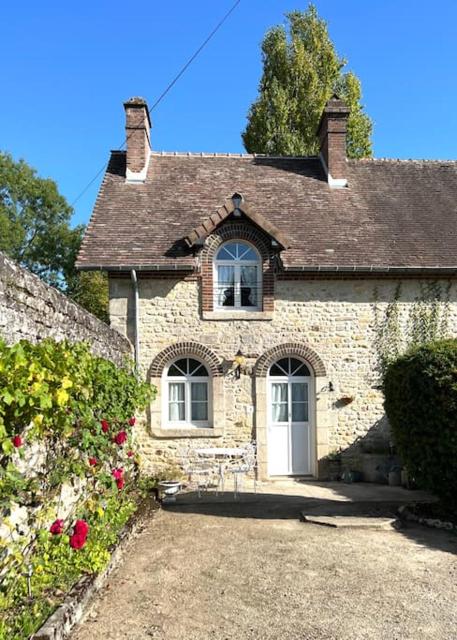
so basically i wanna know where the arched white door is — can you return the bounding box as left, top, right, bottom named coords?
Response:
left=268, top=357, right=312, bottom=475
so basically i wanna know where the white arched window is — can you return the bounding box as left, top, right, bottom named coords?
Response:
left=164, top=357, right=211, bottom=428
left=214, top=241, right=262, bottom=310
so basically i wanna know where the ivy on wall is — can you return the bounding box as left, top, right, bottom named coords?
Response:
left=373, top=281, right=451, bottom=377
left=0, top=338, right=154, bottom=640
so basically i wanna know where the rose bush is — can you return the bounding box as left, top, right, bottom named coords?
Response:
left=0, top=338, right=155, bottom=640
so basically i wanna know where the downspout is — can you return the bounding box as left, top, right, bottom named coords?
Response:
left=130, top=269, right=140, bottom=372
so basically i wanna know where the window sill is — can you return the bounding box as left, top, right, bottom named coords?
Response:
left=151, top=427, right=224, bottom=439
left=202, top=310, right=273, bottom=321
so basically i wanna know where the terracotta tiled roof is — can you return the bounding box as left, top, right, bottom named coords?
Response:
left=76, top=151, right=457, bottom=272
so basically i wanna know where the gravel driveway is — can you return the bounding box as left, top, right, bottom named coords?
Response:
left=72, top=486, right=457, bottom=640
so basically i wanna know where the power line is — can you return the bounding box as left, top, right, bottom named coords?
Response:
left=71, top=0, right=242, bottom=208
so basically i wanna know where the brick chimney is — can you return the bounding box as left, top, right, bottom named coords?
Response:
left=317, top=96, right=350, bottom=188
left=123, top=97, right=151, bottom=182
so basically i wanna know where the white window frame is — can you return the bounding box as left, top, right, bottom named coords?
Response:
left=213, top=241, right=262, bottom=311
left=162, top=357, right=212, bottom=429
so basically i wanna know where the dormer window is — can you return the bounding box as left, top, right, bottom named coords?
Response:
left=214, top=241, right=262, bottom=310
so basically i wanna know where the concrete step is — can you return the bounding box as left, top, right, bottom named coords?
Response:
left=301, top=513, right=399, bottom=530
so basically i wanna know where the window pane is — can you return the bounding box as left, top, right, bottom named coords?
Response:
left=168, top=363, right=186, bottom=376
left=271, top=383, right=288, bottom=421
left=292, top=402, right=308, bottom=422
left=237, top=244, right=257, bottom=261
left=272, top=403, right=288, bottom=422
left=290, top=358, right=310, bottom=376
left=270, top=363, right=286, bottom=376
left=191, top=401, right=208, bottom=421
left=272, top=383, right=288, bottom=403
left=217, top=265, right=235, bottom=307
left=292, top=383, right=308, bottom=403
left=169, top=382, right=185, bottom=421
left=277, top=358, right=290, bottom=374
left=191, top=382, right=208, bottom=402
left=241, top=265, right=257, bottom=285
left=217, top=243, right=237, bottom=260
left=188, top=359, right=208, bottom=376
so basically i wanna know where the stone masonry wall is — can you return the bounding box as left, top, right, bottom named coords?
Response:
left=0, top=251, right=131, bottom=365
left=0, top=253, right=132, bottom=556
left=109, top=275, right=457, bottom=476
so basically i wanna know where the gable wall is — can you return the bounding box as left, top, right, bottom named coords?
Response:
left=109, top=275, right=457, bottom=478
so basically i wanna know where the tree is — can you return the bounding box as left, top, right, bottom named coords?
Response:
left=242, top=5, right=372, bottom=158
left=0, top=151, right=82, bottom=287
left=0, top=151, right=108, bottom=321
left=67, top=271, right=110, bottom=324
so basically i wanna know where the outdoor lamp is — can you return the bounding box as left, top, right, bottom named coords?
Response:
left=234, top=349, right=246, bottom=379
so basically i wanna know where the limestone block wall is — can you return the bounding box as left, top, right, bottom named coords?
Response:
left=109, top=275, right=457, bottom=477
left=0, top=254, right=132, bottom=560
left=0, top=251, right=131, bottom=365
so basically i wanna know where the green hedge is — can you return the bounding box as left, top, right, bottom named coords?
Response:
left=383, top=339, right=457, bottom=508
left=0, top=338, right=154, bottom=640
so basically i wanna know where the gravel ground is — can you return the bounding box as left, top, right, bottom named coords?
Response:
left=72, top=492, right=457, bottom=640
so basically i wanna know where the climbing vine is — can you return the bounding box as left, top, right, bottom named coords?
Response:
left=373, top=280, right=451, bottom=377
left=0, top=338, right=154, bottom=640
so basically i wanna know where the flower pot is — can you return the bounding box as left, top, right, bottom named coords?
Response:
left=158, top=480, right=181, bottom=504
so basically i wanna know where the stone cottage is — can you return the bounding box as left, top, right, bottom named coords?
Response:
left=76, top=96, right=457, bottom=480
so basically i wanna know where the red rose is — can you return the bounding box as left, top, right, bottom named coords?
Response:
left=88, top=457, right=97, bottom=466
left=70, top=533, right=87, bottom=550
left=12, top=435, right=23, bottom=448
left=116, top=477, right=125, bottom=490
left=112, top=468, right=124, bottom=480
left=73, top=519, right=89, bottom=537
left=128, top=417, right=136, bottom=426
left=101, top=419, right=110, bottom=433
left=50, top=519, right=64, bottom=535
left=127, top=450, right=134, bottom=458
left=114, top=431, right=127, bottom=446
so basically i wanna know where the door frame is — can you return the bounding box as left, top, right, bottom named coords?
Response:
left=267, top=362, right=314, bottom=476
left=253, top=345, right=330, bottom=482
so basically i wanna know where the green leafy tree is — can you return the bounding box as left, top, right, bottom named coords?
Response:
left=68, top=271, right=110, bottom=324
left=0, top=151, right=108, bottom=321
left=0, top=151, right=82, bottom=287
left=242, top=5, right=372, bottom=158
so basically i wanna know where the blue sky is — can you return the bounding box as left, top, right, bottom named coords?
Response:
left=1, top=1, right=456, bottom=227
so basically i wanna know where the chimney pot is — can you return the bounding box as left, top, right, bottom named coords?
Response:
left=123, top=97, right=151, bottom=182
left=317, top=96, right=350, bottom=188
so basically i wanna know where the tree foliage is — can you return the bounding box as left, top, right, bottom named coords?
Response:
left=0, top=151, right=108, bottom=321
left=383, top=340, right=457, bottom=508
left=242, top=5, right=372, bottom=158
left=0, top=151, right=82, bottom=288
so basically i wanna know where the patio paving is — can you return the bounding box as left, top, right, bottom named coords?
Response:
left=71, top=481, right=457, bottom=640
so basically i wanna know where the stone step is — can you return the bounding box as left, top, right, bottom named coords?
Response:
left=301, top=513, right=398, bottom=530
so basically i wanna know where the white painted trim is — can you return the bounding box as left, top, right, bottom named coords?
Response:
left=125, top=151, right=151, bottom=183
left=318, top=152, right=348, bottom=189
left=213, top=240, right=262, bottom=311
left=266, top=357, right=316, bottom=477
left=161, top=356, right=213, bottom=430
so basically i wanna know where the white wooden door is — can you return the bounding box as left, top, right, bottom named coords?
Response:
left=267, top=358, right=311, bottom=476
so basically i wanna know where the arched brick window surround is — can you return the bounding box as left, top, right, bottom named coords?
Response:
left=150, top=342, right=222, bottom=378
left=201, top=222, right=275, bottom=313
left=255, top=343, right=327, bottom=377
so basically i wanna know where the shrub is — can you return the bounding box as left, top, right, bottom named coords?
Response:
left=383, top=339, right=457, bottom=508
left=0, top=338, right=154, bottom=640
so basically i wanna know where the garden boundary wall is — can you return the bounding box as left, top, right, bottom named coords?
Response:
left=0, top=251, right=131, bottom=364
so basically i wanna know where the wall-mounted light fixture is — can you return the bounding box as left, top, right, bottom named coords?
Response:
left=233, top=348, right=246, bottom=379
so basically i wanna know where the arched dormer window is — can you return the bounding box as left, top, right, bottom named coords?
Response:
left=214, top=241, right=262, bottom=310
left=164, top=357, right=211, bottom=428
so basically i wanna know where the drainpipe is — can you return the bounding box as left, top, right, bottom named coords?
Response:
left=130, top=269, right=140, bottom=371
